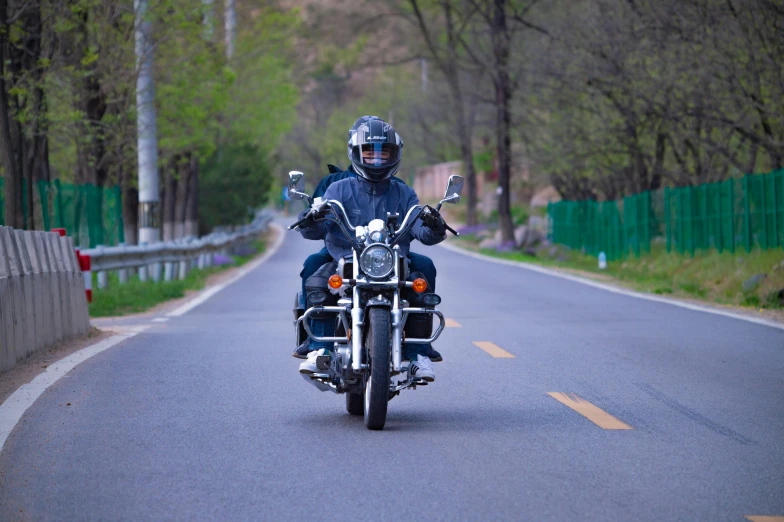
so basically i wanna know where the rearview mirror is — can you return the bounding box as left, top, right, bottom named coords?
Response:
left=288, top=171, right=307, bottom=200
left=442, top=175, right=465, bottom=204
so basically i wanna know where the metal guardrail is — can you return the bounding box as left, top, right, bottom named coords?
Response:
left=79, top=211, right=273, bottom=287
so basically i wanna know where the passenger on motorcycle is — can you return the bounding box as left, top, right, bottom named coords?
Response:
left=295, top=117, right=447, bottom=381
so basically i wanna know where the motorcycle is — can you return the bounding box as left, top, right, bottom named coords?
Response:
left=287, top=171, right=464, bottom=430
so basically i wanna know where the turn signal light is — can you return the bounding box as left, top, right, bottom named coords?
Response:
left=328, top=274, right=343, bottom=289
left=412, top=278, right=428, bottom=293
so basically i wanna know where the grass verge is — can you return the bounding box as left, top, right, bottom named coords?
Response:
left=454, top=236, right=784, bottom=311
left=88, top=239, right=265, bottom=317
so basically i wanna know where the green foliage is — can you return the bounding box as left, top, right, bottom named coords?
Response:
left=200, top=144, right=274, bottom=228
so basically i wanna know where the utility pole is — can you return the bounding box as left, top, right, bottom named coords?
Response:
left=134, top=0, right=160, bottom=246
left=225, top=0, right=236, bottom=59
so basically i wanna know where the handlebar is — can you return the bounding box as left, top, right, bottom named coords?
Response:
left=289, top=200, right=459, bottom=242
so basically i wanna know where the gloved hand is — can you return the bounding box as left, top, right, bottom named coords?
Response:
left=297, top=206, right=327, bottom=229
left=421, top=207, right=447, bottom=237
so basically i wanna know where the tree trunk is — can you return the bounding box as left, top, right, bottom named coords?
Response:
left=174, top=152, right=191, bottom=239
left=0, top=6, right=23, bottom=229
left=453, top=93, right=478, bottom=226
left=185, top=155, right=200, bottom=237
left=122, top=165, right=139, bottom=246
left=492, top=0, right=514, bottom=243
left=162, top=157, right=178, bottom=241
left=650, top=131, right=666, bottom=192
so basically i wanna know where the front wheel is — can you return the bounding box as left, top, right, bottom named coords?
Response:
left=364, top=307, right=391, bottom=430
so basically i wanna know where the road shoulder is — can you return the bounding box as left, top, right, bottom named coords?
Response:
left=440, top=239, right=784, bottom=329
left=0, top=222, right=285, bottom=416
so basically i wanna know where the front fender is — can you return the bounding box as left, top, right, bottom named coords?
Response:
left=365, top=295, right=392, bottom=309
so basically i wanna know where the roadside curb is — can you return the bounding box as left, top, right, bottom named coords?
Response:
left=439, top=240, right=784, bottom=332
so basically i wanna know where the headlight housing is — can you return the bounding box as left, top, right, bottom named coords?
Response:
left=359, top=244, right=395, bottom=279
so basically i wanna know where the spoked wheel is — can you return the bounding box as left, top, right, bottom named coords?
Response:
left=363, top=307, right=391, bottom=430
left=346, top=391, right=363, bottom=416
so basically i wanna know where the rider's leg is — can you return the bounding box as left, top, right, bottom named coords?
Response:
left=406, top=252, right=442, bottom=362
left=304, top=260, right=339, bottom=351
left=299, top=246, right=332, bottom=307
left=294, top=247, right=334, bottom=358
left=299, top=261, right=340, bottom=373
left=403, top=270, right=433, bottom=359
left=402, top=269, right=436, bottom=381
left=407, top=251, right=436, bottom=290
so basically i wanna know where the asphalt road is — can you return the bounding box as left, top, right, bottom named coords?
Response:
left=1, top=219, right=783, bottom=521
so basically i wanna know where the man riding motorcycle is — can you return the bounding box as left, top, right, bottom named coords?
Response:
left=294, top=116, right=443, bottom=361
left=295, top=117, right=448, bottom=381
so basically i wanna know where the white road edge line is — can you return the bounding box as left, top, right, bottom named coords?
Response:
left=0, top=222, right=286, bottom=454
left=0, top=327, right=149, bottom=453
left=439, top=240, right=784, bottom=332
left=166, top=222, right=286, bottom=317
left=152, top=317, right=169, bottom=323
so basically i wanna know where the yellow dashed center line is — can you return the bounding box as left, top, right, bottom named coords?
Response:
left=445, top=318, right=462, bottom=327
left=746, top=517, right=784, bottom=522
left=472, top=341, right=515, bottom=358
left=547, top=392, right=633, bottom=430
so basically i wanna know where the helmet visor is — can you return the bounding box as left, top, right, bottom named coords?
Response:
left=359, top=143, right=400, bottom=168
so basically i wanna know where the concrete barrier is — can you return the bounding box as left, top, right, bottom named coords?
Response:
left=0, top=226, right=90, bottom=373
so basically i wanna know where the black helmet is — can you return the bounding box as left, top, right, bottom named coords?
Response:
left=347, top=116, right=403, bottom=183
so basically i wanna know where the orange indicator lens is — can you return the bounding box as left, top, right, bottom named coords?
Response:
left=328, top=274, right=343, bottom=289
left=412, top=278, right=428, bottom=293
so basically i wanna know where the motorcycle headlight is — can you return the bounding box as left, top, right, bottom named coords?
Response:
left=359, top=244, right=395, bottom=279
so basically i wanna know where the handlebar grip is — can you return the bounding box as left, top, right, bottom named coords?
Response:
left=288, top=215, right=310, bottom=230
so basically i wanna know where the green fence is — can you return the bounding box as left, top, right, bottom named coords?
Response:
left=0, top=178, right=124, bottom=248
left=548, top=170, right=784, bottom=260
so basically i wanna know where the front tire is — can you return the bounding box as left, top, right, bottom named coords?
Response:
left=364, top=307, right=391, bottom=430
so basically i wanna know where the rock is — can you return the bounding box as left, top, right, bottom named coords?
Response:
left=527, top=215, right=547, bottom=232
left=523, top=229, right=544, bottom=249
left=496, top=240, right=516, bottom=253
left=514, top=225, right=529, bottom=247
left=772, top=260, right=784, bottom=272
left=742, top=273, right=767, bottom=292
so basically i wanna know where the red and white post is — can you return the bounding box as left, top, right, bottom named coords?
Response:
left=77, top=250, right=92, bottom=304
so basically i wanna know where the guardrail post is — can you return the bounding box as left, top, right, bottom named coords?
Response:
left=139, top=264, right=148, bottom=282
left=151, top=261, right=161, bottom=282
left=97, top=270, right=108, bottom=289
left=118, top=243, right=128, bottom=284
left=164, top=261, right=174, bottom=282
left=178, top=260, right=188, bottom=279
